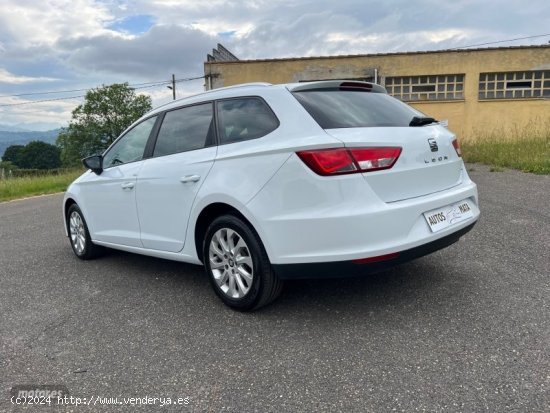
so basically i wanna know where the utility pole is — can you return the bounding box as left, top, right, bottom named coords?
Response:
left=167, top=74, right=176, bottom=100
left=171, top=74, right=176, bottom=100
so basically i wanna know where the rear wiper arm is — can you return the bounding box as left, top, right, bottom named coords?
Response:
left=409, top=116, right=438, bottom=127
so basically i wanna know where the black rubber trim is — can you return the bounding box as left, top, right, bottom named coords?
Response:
left=272, top=222, right=476, bottom=280
left=143, top=112, right=165, bottom=159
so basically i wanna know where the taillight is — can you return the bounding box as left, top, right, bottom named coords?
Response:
left=297, top=147, right=401, bottom=176
left=351, top=148, right=402, bottom=171
left=452, top=139, right=462, bottom=157
left=296, top=149, right=356, bottom=175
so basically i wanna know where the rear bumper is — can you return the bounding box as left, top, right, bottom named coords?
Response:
left=273, top=222, right=476, bottom=279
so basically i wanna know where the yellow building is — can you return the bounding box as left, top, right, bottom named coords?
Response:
left=204, top=44, right=550, bottom=139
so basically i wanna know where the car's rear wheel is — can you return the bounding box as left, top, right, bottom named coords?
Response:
left=203, top=214, right=283, bottom=311
left=67, top=204, right=104, bottom=260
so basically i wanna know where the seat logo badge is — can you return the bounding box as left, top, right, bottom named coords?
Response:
left=428, top=138, right=438, bottom=152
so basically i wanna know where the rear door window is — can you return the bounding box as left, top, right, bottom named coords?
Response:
left=153, top=103, right=214, bottom=157
left=216, top=97, right=279, bottom=144
left=293, top=90, right=423, bottom=128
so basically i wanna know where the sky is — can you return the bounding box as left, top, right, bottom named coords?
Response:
left=0, top=0, right=549, bottom=130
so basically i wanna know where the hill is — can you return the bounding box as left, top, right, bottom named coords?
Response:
left=0, top=123, right=30, bottom=132
left=0, top=129, right=62, bottom=158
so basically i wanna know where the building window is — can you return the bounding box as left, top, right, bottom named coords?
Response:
left=385, top=74, right=464, bottom=102
left=479, top=71, right=550, bottom=99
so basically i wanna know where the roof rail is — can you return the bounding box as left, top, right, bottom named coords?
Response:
left=151, top=82, right=273, bottom=111
left=213, top=82, right=273, bottom=91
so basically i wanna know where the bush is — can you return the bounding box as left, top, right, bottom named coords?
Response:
left=0, top=161, right=18, bottom=171
left=2, top=145, right=24, bottom=164
left=16, top=141, right=61, bottom=169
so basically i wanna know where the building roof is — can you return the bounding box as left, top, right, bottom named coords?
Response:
left=207, top=44, right=239, bottom=62
left=204, top=44, right=550, bottom=64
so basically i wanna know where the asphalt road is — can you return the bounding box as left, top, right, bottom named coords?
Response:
left=1, top=164, right=549, bottom=412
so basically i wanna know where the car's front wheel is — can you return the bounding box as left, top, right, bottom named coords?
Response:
left=203, top=214, right=283, bottom=311
left=67, top=204, right=104, bottom=260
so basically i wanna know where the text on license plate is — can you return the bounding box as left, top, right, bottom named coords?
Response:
left=423, top=200, right=474, bottom=233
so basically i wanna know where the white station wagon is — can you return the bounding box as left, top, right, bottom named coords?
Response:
left=63, top=81, right=479, bottom=310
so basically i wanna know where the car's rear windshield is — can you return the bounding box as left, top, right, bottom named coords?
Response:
left=292, top=90, right=424, bottom=129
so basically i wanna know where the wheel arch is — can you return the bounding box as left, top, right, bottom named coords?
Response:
left=63, top=197, right=78, bottom=236
left=64, top=197, right=77, bottom=216
left=194, top=202, right=261, bottom=263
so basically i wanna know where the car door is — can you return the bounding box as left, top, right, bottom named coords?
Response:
left=136, top=103, right=217, bottom=252
left=79, top=116, right=158, bottom=247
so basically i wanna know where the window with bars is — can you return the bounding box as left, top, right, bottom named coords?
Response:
left=385, top=74, right=464, bottom=102
left=479, top=71, right=550, bottom=99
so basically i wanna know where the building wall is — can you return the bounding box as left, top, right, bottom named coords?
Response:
left=204, top=46, right=550, bottom=139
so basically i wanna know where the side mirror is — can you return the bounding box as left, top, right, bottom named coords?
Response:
left=82, top=155, right=103, bottom=175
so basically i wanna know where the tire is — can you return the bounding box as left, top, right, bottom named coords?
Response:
left=66, top=204, right=104, bottom=260
left=203, top=214, right=283, bottom=311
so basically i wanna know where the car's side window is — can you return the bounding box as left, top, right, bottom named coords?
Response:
left=103, top=116, right=157, bottom=168
left=217, top=97, right=279, bottom=144
left=153, top=103, right=214, bottom=157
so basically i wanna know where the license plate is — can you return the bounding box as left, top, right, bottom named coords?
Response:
left=423, top=200, right=474, bottom=233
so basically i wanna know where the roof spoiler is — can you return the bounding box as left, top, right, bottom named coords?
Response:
left=287, top=80, right=387, bottom=94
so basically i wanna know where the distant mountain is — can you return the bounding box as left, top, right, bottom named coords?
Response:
left=0, top=129, right=62, bottom=158
left=0, top=123, right=30, bottom=132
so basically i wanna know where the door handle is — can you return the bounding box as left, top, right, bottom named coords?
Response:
left=121, top=182, right=135, bottom=190
left=180, top=175, right=201, bottom=184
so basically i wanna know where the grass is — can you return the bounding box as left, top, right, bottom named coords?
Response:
left=0, top=169, right=84, bottom=202
left=461, top=124, right=550, bottom=175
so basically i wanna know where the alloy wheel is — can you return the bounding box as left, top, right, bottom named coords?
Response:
left=69, top=211, right=86, bottom=254
left=208, top=228, right=254, bottom=299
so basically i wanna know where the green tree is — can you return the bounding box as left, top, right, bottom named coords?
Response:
left=57, top=83, right=152, bottom=166
left=17, top=141, right=61, bottom=169
left=2, top=144, right=24, bottom=165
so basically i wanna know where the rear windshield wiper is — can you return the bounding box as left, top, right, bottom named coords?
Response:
left=409, top=116, right=437, bottom=127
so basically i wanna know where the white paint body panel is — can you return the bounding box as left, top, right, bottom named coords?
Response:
left=73, top=162, right=144, bottom=247
left=63, top=82, right=479, bottom=268
left=136, top=146, right=217, bottom=252
left=327, top=126, right=463, bottom=202
left=246, top=155, right=478, bottom=263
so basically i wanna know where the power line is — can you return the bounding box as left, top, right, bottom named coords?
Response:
left=0, top=95, right=86, bottom=108
left=174, top=75, right=205, bottom=83
left=0, top=76, right=205, bottom=108
left=0, top=75, right=205, bottom=99
left=0, top=80, right=168, bottom=98
left=0, top=83, right=157, bottom=108
left=446, top=33, right=550, bottom=50
left=0, top=80, right=172, bottom=99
